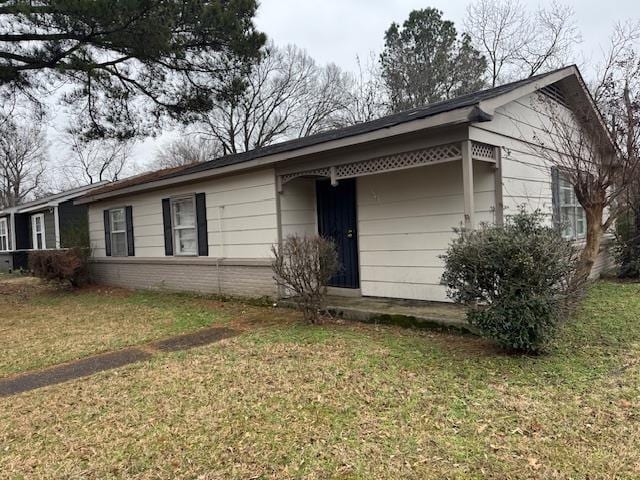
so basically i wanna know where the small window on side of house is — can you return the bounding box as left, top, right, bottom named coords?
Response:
left=0, top=218, right=8, bottom=251
left=109, top=208, right=128, bottom=257
left=558, top=175, right=586, bottom=240
left=171, top=196, right=197, bottom=255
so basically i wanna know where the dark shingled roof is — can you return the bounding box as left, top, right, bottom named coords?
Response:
left=0, top=181, right=108, bottom=215
left=85, top=67, right=573, bottom=198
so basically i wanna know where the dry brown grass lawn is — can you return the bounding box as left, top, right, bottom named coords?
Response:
left=1, top=278, right=639, bottom=479
left=0, top=276, right=251, bottom=376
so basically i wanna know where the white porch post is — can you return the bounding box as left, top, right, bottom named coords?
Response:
left=493, top=146, right=504, bottom=226
left=53, top=206, right=61, bottom=249
left=274, top=175, right=285, bottom=299
left=9, top=212, right=16, bottom=251
left=461, top=140, right=475, bottom=229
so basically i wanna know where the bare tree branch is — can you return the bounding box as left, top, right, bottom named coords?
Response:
left=152, top=135, right=221, bottom=169
left=195, top=43, right=352, bottom=154
left=60, top=129, right=136, bottom=185
left=0, top=117, right=47, bottom=207
left=465, top=0, right=581, bottom=85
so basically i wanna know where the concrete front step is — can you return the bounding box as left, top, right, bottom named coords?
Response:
left=279, top=295, right=473, bottom=333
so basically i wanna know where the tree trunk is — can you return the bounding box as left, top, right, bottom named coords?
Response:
left=576, top=206, right=604, bottom=283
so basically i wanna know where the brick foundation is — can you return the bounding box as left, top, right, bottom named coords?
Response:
left=89, top=258, right=276, bottom=298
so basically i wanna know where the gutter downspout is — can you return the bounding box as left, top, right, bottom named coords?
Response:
left=216, top=205, right=224, bottom=295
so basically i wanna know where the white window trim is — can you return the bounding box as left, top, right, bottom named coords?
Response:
left=0, top=217, right=9, bottom=252
left=171, top=195, right=198, bottom=256
left=109, top=207, right=128, bottom=257
left=31, top=213, right=46, bottom=250
left=559, top=175, right=586, bottom=241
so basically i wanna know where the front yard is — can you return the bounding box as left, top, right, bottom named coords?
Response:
left=1, top=277, right=639, bottom=479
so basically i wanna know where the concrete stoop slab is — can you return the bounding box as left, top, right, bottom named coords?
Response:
left=280, top=295, right=473, bottom=333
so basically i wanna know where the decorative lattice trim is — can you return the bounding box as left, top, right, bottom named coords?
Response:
left=280, top=167, right=331, bottom=186
left=280, top=143, right=463, bottom=187
left=471, top=142, right=496, bottom=161
left=335, top=143, right=462, bottom=179
left=279, top=141, right=496, bottom=189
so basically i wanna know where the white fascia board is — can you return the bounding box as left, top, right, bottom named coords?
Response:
left=478, top=66, right=615, bottom=152
left=18, top=202, right=58, bottom=213
left=15, top=181, right=110, bottom=212
left=77, top=106, right=482, bottom=205
left=477, top=67, right=577, bottom=115
left=18, top=193, right=91, bottom=212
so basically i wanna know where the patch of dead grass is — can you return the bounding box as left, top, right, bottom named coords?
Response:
left=0, top=278, right=236, bottom=376
left=0, top=281, right=639, bottom=478
left=1, top=326, right=639, bottom=479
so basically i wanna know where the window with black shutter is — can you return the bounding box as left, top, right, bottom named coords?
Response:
left=162, top=194, right=208, bottom=256
left=105, top=207, right=134, bottom=256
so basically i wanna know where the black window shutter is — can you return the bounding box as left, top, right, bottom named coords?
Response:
left=162, top=198, right=173, bottom=256
left=195, top=193, right=209, bottom=256
left=125, top=206, right=135, bottom=256
left=103, top=210, right=112, bottom=257
left=551, top=166, right=561, bottom=231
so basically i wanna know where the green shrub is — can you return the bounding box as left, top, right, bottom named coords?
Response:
left=29, top=248, right=91, bottom=288
left=441, top=209, right=580, bottom=353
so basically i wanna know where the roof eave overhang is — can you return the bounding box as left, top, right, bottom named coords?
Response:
left=77, top=105, right=491, bottom=205
left=18, top=202, right=59, bottom=213
left=477, top=66, right=578, bottom=115
left=10, top=181, right=110, bottom=212
left=477, top=66, right=616, bottom=152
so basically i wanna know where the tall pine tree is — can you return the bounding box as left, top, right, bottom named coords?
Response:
left=381, top=8, right=487, bottom=112
left=0, top=0, right=266, bottom=139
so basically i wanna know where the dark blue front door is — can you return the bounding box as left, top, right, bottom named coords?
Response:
left=316, top=178, right=360, bottom=289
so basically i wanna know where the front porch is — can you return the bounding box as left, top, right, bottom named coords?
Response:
left=275, top=129, right=504, bottom=304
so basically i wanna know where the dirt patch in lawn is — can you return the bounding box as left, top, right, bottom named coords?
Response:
left=0, top=276, right=54, bottom=299
left=0, top=327, right=240, bottom=396
left=150, top=327, right=239, bottom=352
left=0, top=348, right=152, bottom=397
left=0, top=279, right=236, bottom=377
left=70, top=283, right=134, bottom=299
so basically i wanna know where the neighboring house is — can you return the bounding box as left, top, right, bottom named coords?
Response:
left=77, top=66, right=614, bottom=302
left=0, top=182, right=108, bottom=273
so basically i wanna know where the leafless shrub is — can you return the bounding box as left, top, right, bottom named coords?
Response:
left=271, top=235, right=340, bottom=324
left=29, top=248, right=91, bottom=288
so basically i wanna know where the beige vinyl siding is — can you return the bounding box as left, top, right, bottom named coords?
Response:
left=357, top=160, right=496, bottom=302
left=470, top=92, right=573, bottom=218
left=89, top=168, right=278, bottom=259
left=279, top=177, right=317, bottom=238
left=471, top=91, right=616, bottom=278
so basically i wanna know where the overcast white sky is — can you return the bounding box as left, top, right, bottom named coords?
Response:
left=255, top=0, right=636, bottom=72
left=50, top=0, right=639, bottom=179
